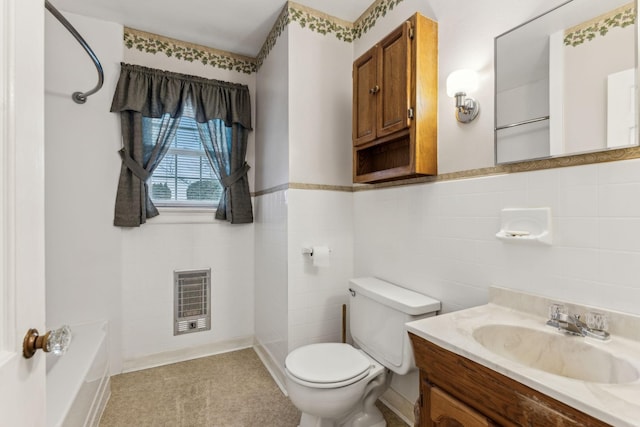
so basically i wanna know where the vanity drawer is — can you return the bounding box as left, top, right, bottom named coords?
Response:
left=430, top=385, right=495, bottom=427
left=410, top=333, right=610, bottom=427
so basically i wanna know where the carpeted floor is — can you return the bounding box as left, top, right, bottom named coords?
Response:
left=99, top=348, right=408, bottom=427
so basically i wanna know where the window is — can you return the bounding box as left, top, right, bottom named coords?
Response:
left=147, top=100, right=222, bottom=208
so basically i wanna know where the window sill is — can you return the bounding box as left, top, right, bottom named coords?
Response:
left=148, top=207, right=218, bottom=225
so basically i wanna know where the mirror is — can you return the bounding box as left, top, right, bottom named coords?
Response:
left=495, top=0, right=638, bottom=164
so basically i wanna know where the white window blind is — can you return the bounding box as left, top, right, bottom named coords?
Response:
left=148, top=99, right=222, bottom=207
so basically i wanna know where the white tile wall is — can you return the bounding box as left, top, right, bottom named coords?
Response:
left=254, top=191, right=289, bottom=370
left=120, top=221, right=255, bottom=362
left=286, top=189, right=354, bottom=350
left=354, top=158, right=640, bottom=316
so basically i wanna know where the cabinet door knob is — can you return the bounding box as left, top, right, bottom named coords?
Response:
left=369, top=85, right=380, bottom=94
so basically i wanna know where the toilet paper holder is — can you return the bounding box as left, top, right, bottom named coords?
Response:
left=301, top=246, right=331, bottom=256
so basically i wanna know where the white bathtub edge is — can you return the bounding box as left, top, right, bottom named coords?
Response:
left=90, top=376, right=110, bottom=427
left=46, top=320, right=109, bottom=427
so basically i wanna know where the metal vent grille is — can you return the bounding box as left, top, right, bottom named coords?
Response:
left=174, top=269, right=211, bottom=336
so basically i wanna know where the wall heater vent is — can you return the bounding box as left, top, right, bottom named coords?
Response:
left=174, top=269, right=211, bottom=336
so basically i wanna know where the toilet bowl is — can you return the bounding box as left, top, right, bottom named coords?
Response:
left=285, top=277, right=441, bottom=427
left=285, top=343, right=388, bottom=427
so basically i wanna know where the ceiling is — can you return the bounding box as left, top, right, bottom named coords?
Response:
left=51, top=0, right=376, bottom=57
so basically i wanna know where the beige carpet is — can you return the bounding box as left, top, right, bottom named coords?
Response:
left=99, top=348, right=408, bottom=427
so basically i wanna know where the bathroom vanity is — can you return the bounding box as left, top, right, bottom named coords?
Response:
left=409, top=334, right=607, bottom=426
left=406, top=287, right=640, bottom=427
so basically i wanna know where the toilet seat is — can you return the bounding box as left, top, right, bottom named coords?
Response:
left=285, top=343, right=373, bottom=389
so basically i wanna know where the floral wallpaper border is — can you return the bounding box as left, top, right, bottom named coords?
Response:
left=124, top=0, right=407, bottom=73
left=353, top=0, right=405, bottom=39
left=124, top=28, right=258, bottom=74
left=564, top=3, right=636, bottom=47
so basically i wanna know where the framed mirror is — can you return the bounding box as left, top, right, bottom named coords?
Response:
left=495, top=0, right=638, bottom=164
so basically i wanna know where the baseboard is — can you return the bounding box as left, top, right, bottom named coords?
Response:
left=122, top=335, right=254, bottom=373
left=380, top=387, right=415, bottom=426
left=253, top=340, right=288, bottom=396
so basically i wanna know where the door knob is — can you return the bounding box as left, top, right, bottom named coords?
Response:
left=23, top=325, right=72, bottom=359
left=369, top=85, right=380, bottom=94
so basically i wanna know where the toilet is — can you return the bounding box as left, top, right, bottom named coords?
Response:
left=285, top=277, right=441, bottom=427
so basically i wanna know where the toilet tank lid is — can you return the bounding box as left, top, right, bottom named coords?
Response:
left=349, top=277, right=441, bottom=315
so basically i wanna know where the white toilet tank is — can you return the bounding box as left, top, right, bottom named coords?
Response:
left=349, top=277, right=440, bottom=375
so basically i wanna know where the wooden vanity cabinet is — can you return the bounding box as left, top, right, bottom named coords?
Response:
left=352, top=13, right=437, bottom=183
left=409, top=333, right=611, bottom=427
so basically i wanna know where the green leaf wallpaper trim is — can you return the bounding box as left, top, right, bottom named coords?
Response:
left=255, top=4, right=291, bottom=70
left=124, top=0, right=407, bottom=73
left=256, top=0, right=406, bottom=70
left=288, top=2, right=354, bottom=41
left=353, top=0, right=405, bottom=40
left=123, top=28, right=257, bottom=74
left=564, top=4, right=636, bottom=47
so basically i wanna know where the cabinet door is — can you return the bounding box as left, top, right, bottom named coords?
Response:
left=353, top=45, right=378, bottom=146
left=430, top=387, right=494, bottom=427
left=377, top=21, right=412, bottom=138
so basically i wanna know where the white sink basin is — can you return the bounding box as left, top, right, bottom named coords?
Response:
left=472, top=324, right=639, bottom=384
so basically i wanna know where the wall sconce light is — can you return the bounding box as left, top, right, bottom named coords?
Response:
left=446, top=69, right=480, bottom=123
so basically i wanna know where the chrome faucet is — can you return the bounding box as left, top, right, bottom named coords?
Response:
left=547, top=304, right=610, bottom=341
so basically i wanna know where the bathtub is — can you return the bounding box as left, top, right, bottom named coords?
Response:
left=46, top=321, right=111, bottom=427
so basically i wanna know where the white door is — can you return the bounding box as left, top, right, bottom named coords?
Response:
left=0, top=0, right=47, bottom=425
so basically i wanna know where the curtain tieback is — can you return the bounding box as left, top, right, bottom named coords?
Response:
left=221, top=162, right=250, bottom=188
left=119, top=147, right=150, bottom=182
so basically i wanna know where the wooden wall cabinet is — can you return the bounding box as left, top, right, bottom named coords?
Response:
left=409, top=333, right=610, bottom=427
left=352, top=13, right=438, bottom=183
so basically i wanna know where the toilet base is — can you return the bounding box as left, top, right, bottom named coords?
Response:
left=297, top=369, right=391, bottom=427
left=342, top=405, right=386, bottom=427
left=298, top=406, right=386, bottom=427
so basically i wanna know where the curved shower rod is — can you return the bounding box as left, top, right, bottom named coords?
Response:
left=45, top=0, right=104, bottom=104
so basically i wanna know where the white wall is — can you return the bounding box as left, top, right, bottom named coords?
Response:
left=350, top=0, right=640, bottom=407
left=288, top=24, right=353, bottom=187
left=254, top=190, right=289, bottom=383
left=254, top=21, right=355, bottom=376
left=354, top=160, right=640, bottom=315
left=287, top=189, right=354, bottom=350
left=350, top=0, right=640, bottom=316
left=286, top=23, right=354, bottom=352
left=44, top=1, right=640, bottom=414
left=255, top=26, right=290, bottom=193
left=45, top=12, right=124, bottom=374
left=45, top=11, right=258, bottom=372
left=120, top=221, right=255, bottom=365
left=254, top=25, right=290, bottom=376
left=119, top=38, right=257, bottom=368
left=430, top=0, right=566, bottom=173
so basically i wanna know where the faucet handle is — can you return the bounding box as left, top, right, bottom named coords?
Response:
left=586, top=311, right=609, bottom=332
left=548, top=303, right=567, bottom=320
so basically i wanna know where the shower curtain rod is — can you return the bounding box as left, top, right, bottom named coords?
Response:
left=45, top=0, right=104, bottom=104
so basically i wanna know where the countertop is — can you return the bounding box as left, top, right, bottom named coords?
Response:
left=406, top=287, right=640, bottom=427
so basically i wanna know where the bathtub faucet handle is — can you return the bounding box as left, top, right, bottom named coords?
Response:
left=23, top=325, right=72, bottom=359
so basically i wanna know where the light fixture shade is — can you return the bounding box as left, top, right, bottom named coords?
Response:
left=446, top=69, right=479, bottom=97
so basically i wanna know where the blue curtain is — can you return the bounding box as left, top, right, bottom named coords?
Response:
left=114, top=112, right=181, bottom=226
left=198, top=119, right=253, bottom=223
